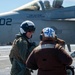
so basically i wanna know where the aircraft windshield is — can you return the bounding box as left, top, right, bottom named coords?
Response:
left=40, top=0, right=75, bottom=10
left=41, top=0, right=75, bottom=8
left=14, top=0, right=75, bottom=11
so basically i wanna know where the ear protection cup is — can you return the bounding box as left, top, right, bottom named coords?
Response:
left=40, top=34, right=43, bottom=40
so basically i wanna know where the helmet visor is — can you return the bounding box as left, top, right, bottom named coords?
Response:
left=28, top=26, right=35, bottom=32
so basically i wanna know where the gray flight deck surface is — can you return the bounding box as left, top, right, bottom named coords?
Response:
left=0, top=45, right=75, bottom=75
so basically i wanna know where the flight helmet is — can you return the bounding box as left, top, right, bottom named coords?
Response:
left=20, top=20, right=36, bottom=35
left=40, top=27, right=56, bottom=40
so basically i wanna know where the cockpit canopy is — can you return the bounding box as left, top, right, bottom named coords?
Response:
left=13, top=0, right=75, bottom=11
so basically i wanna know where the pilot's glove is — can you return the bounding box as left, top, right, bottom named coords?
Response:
left=55, top=35, right=65, bottom=44
left=54, top=35, right=65, bottom=48
left=57, top=38, right=65, bottom=45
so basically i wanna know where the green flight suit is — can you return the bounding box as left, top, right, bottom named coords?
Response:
left=9, top=34, right=36, bottom=75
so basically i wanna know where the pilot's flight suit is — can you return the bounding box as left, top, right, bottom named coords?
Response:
left=26, top=40, right=73, bottom=75
left=9, top=34, right=36, bottom=75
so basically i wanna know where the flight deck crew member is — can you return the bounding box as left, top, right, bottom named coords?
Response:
left=26, top=27, right=73, bottom=75
left=9, top=20, right=36, bottom=75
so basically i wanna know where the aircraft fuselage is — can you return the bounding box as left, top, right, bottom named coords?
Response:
left=0, top=6, right=75, bottom=45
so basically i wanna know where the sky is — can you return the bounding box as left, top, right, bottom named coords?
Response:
left=0, top=0, right=32, bottom=13
left=0, top=0, right=75, bottom=13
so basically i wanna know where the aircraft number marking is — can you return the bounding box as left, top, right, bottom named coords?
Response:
left=0, top=18, right=12, bottom=25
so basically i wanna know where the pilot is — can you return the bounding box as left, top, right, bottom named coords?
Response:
left=26, top=27, right=73, bottom=75
left=9, top=20, right=36, bottom=75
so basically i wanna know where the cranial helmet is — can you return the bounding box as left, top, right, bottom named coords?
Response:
left=20, top=20, right=36, bottom=34
left=42, top=27, right=55, bottom=37
left=40, top=27, right=56, bottom=40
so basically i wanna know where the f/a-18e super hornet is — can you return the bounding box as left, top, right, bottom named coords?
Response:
left=0, top=0, right=75, bottom=52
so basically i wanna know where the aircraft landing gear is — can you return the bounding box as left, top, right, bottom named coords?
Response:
left=66, top=66, right=74, bottom=75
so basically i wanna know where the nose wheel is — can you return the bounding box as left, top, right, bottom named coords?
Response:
left=66, top=66, right=74, bottom=75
